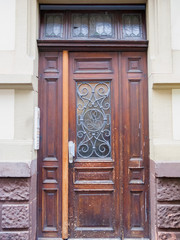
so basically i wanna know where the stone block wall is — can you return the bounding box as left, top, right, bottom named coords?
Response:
left=157, top=178, right=180, bottom=240
left=0, top=175, right=36, bottom=240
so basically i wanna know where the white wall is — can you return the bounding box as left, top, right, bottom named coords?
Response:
left=172, top=89, right=180, bottom=140
left=0, top=0, right=16, bottom=50
left=171, top=0, right=180, bottom=50
left=0, top=90, right=14, bottom=139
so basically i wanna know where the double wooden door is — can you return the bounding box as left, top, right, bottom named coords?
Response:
left=38, top=51, right=149, bottom=239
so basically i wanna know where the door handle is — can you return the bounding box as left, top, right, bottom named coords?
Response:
left=68, top=141, right=75, bottom=163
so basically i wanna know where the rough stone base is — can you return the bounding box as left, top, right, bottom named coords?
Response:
left=0, top=232, right=29, bottom=240
left=157, top=178, right=180, bottom=229
left=156, top=177, right=180, bottom=239
left=158, top=232, right=180, bottom=240
left=151, top=161, right=180, bottom=240
left=0, top=175, right=36, bottom=240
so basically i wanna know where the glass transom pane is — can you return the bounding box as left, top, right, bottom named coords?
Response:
left=72, top=14, right=88, bottom=38
left=45, top=14, right=63, bottom=38
left=41, top=11, right=145, bottom=40
left=71, top=13, right=114, bottom=39
left=89, top=14, right=113, bottom=38
left=76, top=82, right=111, bottom=158
left=122, top=14, right=143, bottom=39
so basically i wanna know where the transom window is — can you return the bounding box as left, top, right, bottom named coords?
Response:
left=40, top=11, right=146, bottom=40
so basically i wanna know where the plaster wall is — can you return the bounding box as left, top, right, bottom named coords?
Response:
left=171, top=0, right=180, bottom=51
left=0, top=0, right=16, bottom=51
left=147, top=0, right=180, bottom=163
left=0, top=90, right=14, bottom=139
left=0, top=0, right=38, bottom=165
left=172, top=89, right=180, bottom=140
left=0, top=1, right=180, bottom=239
left=0, top=0, right=180, bottom=166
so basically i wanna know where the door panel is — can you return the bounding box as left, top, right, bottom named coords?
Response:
left=38, top=52, right=63, bottom=238
left=122, top=52, right=149, bottom=238
left=68, top=52, right=121, bottom=239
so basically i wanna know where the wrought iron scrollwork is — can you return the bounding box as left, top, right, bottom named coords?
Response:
left=76, top=82, right=111, bottom=158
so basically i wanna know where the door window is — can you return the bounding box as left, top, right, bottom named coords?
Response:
left=76, top=81, right=111, bottom=158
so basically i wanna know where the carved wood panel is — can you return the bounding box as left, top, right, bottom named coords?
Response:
left=122, top=52, right=149, bottom=238
left=38, top=52, right=62, bottom=238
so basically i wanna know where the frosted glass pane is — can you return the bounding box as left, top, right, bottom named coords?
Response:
left=89, top=14, right=113, bottom=38
left=72, top=14, right=88, bottom=37
left=45, top=14, right=63, bottom=38
left=122, top=14, right=143, bottom=39
left=42, top=12, right=145, bottom=40
left=71, top=13, right=114, bottom=39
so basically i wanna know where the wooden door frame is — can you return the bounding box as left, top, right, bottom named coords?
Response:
left=38, top=40, right=148, bottom=52
left=62, top=50, right=69, bottom=239
left=38, top=42, right=148, bottom=240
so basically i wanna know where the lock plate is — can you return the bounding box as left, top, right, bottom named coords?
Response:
left=68, top=141, right=75, bottom=163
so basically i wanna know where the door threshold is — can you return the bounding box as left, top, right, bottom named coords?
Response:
left=38, top=238, right=149, bottom=240
left=69, top=238, right=149, bottom=240
left=69, top=239, right=121, bottom=240
left=124, top=239, right=150, bottom=240
left=38, top=238, right=150, bottom=240
left=38, top=238, right=62, bottom=240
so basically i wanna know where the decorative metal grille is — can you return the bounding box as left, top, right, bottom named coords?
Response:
left=45, top=14, right=64, bottom=38
left=76, top=82, right=111, bottom=158
left=122, top=14, right=142, bottom=39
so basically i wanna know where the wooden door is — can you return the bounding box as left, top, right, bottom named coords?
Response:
left=68, top=51, right=149, bottom=239
left=68, top=52, right=121, bottom=239
left=38, top=51, right=149, bottom=239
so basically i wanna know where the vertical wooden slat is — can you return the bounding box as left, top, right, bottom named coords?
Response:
left=62, top=50, right=69, bottom=239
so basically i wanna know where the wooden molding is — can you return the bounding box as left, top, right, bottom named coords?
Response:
left=37, top=40, right=148, bottom=52
left=40, top=4, right=146, bottom=11
left=62, top=50, right=69, bottom=239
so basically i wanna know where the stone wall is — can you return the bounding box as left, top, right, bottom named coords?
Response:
left=0, top=175, right=36, bottom=240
